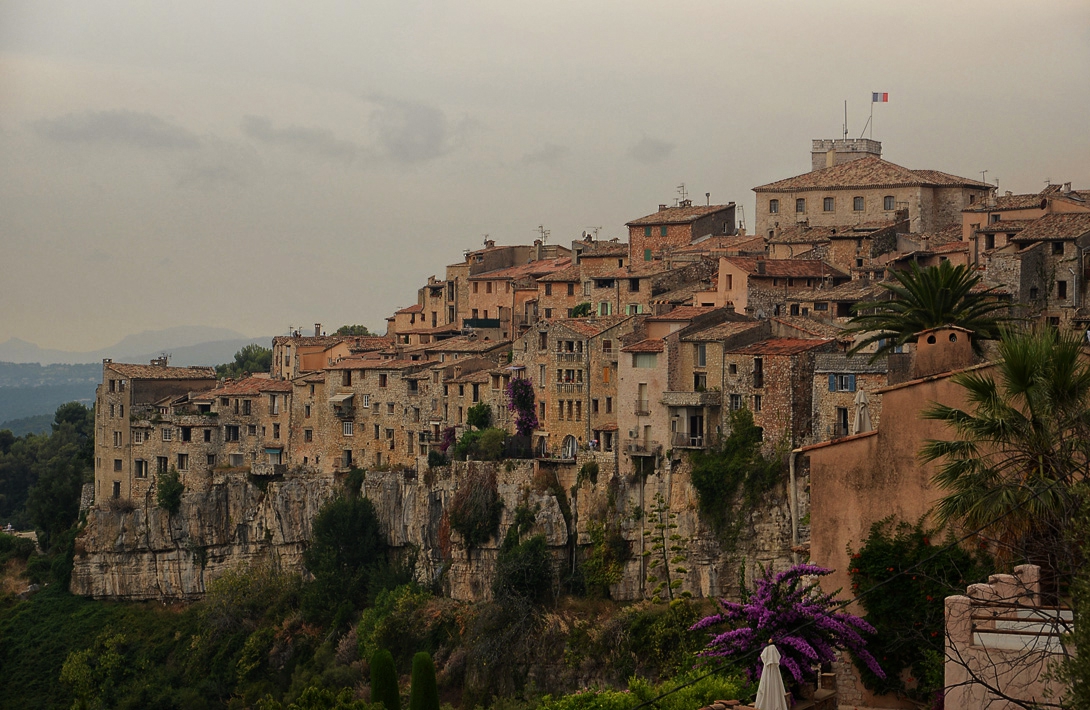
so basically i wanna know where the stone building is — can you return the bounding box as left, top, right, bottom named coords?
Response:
left=701, top=257, right=850, bottom=318
left=511, top=316, right=641, bottom=458
left=94, top=358, right=217, bottom=503
left=270, top=326, right=390, bottom=380
left=754, top=144, right=993, bottom=238
left=811, top=352, right=898, bottom=443
left=626, top=201, right=736, bottom=263
left=961, top=181, right=1090, bottom=243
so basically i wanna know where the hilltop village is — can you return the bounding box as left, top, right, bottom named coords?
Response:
left=91, top=138, right=1090, bottom=504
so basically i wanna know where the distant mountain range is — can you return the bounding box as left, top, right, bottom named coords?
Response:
left=0, top=326, right=276, bottom=366
left=0, top=326, right=278, bottom=429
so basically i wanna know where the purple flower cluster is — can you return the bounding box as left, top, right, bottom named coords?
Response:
left=691, top=564, right=884, bottom=686
left=505, top=377, right=539, bottom=436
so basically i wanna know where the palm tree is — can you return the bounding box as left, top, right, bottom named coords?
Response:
left=846, top=260, right=1010, bottom=359
left=920, top=327, right=1090, bottom=582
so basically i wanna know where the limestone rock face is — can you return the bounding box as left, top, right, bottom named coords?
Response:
left=72, top=454, right=806, bottom=603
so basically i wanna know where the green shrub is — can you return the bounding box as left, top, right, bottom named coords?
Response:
left=357, top=585, right=461, bottom=673
left=156, top=467, right=184, bottom=514
left=453, top=428, right=507, bottom=461
left=345, top=468, right=365, bottom=497
left=409, top=652, right=439, bottom=710
left=302, top=496, right=385, bottom=626
left=370, top=649, right=400, bottom=710
left=493, top=532, right=552, bottom=604
left=0, top=532, right=35, bottom=564
left=426, top=451, right=447, bottom=468
left=448, top=470, right=503, bottom=549
left=466, top=403, right=492, bottom=430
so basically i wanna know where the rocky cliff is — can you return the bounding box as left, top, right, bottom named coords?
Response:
left=71, top=453, right=809, bottom=602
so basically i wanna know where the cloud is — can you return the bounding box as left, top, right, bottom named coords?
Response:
left=368, top=95, right=460, bottom=164
left=32, top=110, right=200, bottom=149
left=521, top=143, right=568, bottom=166
left=628, top=136, right=675, bottom=164
left=241, top=116, right=364, bottom=162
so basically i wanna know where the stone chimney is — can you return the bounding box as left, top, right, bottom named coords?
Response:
left=314, top=323, right=321, bottom=337
left=150, top=356, right=168, bottom=367
left=659, top=204, right=668, bottom=211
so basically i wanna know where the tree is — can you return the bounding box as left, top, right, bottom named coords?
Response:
left=642, top=493, right=690, bottom=604
left=370, top=649, right=401, bottom=710
left=692, top=564, right=884, bottom=697
left=335, top=325, right=373, bottom=336
left=302, top=495, right=385, bottom=625
left=216, top=344, right=273, bottom=378
left=156, top=467, right=184, bottom=513
left=408, top=652, right=439, bottom=710
left=921, top=326, right=1090, bottom=586
left=846, top=260, right=1009, bottom=359
left=466, top=402, right=492, bottom=430
left=570, top=303, right=592, bottom=318
left=24, top=402, right=94, bottom=549
left=505, top=378, right=538, bottom=437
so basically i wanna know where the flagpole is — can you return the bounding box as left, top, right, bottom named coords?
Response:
left=869, top=99, right=874, bottom=140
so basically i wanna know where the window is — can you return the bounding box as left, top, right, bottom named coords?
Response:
left=796, top=198, right=806, bottom=213
left=135, top=460, right=147, bottom=478
left=694, top=373, right=707, bottom=390
left=584, top=280, right=593, bottom=295
left=161, top=428, right=172, bottom=442
left=113, top=458, right=122, bottom=472
left=602, top=339, right=613, bottom=353
left=592, top=398, right=599, bottom=413
left=305, top=429, right=313, bottom=442
left=828, top=373, right=857, bottom=392
left=984, top=234, right=995, bottom=250
left=133, top=430, right=144, bottom=444
left=643, top=248, right=652, bottom=262
left=606, top=397, right=613, bottom=413
left=823, top=197, right=835, bottom=212
left=112, top=481, right=121, bottom=498
left=1053, top=241, right=1065, bottom=255
left=181, top=426, right=191, bottom=442
left=110, top=404, right=115, bottom=417
left=1030, top=286, right=1039, bottom=300
left=385, top=428, right=394, bottom=440
left=753, top=395, right=762, bottom=412
left=114, top=431, right=122, bottom=446
left=379, top=373, right=388, bottom=388
left=539, top=401, right=546, bottom=421
left=177, top=454, right=189, bottom=471
left=545, top=308, right=553, bottom=318
left=835, top=407, right=850, bottom=437
left=644, top=226, right=652, bottom=237
left=695, top=343, right=707, bottom=367
left=729, top=363, right=738, bottom=375
left=109, top=379, right=116, bottom=393
left=305, top=404, right=311, bottom=418
left=567, top=283, right=575, bottom=296
left=156, top=456, right=168, bottom=473
left=273, top=423, right=280, bottom=439
left=629, top=278, right=640, bottom=292
left=575, top=401, right=582, bottom=421
left=633, top=353, right=657, bottom=368
left=472, top=384, right=480, bottom=402
left=883, top=195, right=895, bottom=210
left=598, top=302, right=612, bottom=316
left=207, top=454, right=216, bottom=467
left=269, top=395, right=279, bottom=415
left=486, top=281, right=493, bottom=294
left=362, top=394, right=370, bottom=408
left=203, top=429, right=212, bottom=442
left=248, top=424, right=257, bottom=436
left=769, top=199, right=779, bottom=214
left=1058, top=280, right=1068, bottom=299
left=659, top=225, right=667, bottom=237
left=545, top=283, right=552, bottom=296
left=343, top=421, right=354, bottom=436
left=242, top=399, right=252, bottom=415
left=343, top=450, right=353, bottom=467
left=853, top=196, right=864, bottom=211
left=753, top=358, right=764, bottom=388
left=729, top=394, right=742, bottom=410
left=225, top=425, right=240, bottom=441
left=472, top=281, right=479, bottom=293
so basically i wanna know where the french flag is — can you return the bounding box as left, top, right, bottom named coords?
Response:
left=872, top=92, right=889, bottom=103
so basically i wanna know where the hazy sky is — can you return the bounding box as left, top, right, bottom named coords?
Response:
left=2, top=0, right=1088, bottom=350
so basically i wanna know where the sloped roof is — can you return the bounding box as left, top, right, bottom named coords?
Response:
left=326, top=358, right=421, bottom=371
left=726, top=338, right=832, bottom=356
left=814, top=352, right=889, bottom=374
left=553, top=317, right=630, bottom=338
left=395, top=304, right=423, bottom=314
left=626, top=203, right=734, bottom=226
left=536, top=265, right=582, bottom=282
left=105, top=362, right=216, bottom=380
left=1011, top=213, right=1090, bottom=242
left=621, top=338, right=665, bottom=353
left=791, top=280, right=884, bottom=302
left=468, top=257, right=572, bottom=281
left=754, top=156, right=990, bottom=192
left=723, top=257, right=848, bottom=279
left=682, top=321, right=764, bottom=342
left=207, top=376, right=293, bottom=396
left=645, top=306, right=716, bottom=322
left=771, top=317, right=849, bottom=340
left=576, top=240, right=628, bottom=256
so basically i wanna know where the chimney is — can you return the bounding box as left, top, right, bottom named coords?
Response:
left=826, top=149, right=836, bottom=168
left=150, top=356, right=168, bottom=367
left=659, top=204, right=668, bottom=211
left=103, top=358, right=112, bottom=364
left=1064, top=182, right=1073, bottom=194
left=756, top=260, right=766, bottom=275
left=1005, top=190, right=1013, bottom=197
left=314, top=323, right=321, bottom=337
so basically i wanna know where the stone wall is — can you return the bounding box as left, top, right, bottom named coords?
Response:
left=72, top=453, right=804, bottom=605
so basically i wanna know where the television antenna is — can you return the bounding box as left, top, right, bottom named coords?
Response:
left=537, top=225, right=550, bottom=243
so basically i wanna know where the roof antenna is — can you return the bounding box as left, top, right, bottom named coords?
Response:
left=843, top=100, right=848, bottom=139
left=537, top=225, right=550, bottom=243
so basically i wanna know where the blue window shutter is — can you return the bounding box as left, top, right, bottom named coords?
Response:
left=828, top=374, right=836, bottom=392
left=848, top=374, right=856, bottom=392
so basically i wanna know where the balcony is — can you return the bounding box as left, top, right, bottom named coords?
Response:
left=626, top=440, right=660, bottom=456
left=661, top=390, right=721, bottom=408
left=671, top=432, right=707, bottom=449
left=464, top=318, right=501, bottom=329
left=556, top=352, right=585, bottom=363
left=634, top=399, right=650, bottom=416
left=556, top=382, right=584, bottom=394
left=251, top=462, right=288, bottom=477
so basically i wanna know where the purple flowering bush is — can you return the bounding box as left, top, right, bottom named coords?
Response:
left=505, top=377, right=538, bottom=437
left=691, top=564, right=884, bottom=692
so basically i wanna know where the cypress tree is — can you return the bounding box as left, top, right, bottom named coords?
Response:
left=370, top=649, right=400, bottom=710
left=409, top=652, right=439, bottom=710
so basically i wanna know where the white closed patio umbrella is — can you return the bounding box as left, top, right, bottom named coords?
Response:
left=852, top=388, right=872, bottom=435
left=753, top=642, right=788, bottom=710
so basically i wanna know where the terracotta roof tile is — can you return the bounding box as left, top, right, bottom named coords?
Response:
left=105, top=362, right=216, bottom=380
left=726, top=337, right=832, bottom=356
left=553, top=316, right=630, bottom=337
left=468, top=257, right=571, bottom=281
left=326, top=357, right=421, bottom=371
left=207, top=376, right=293, bottom=396
left=788, top=280, right=884, bottom=302
left=770, top=317, right=849, bottom=339
left=1011, top=213, right=1090, bottom=242
left=978, top=219, right=1032, bottom=234
left=395, top=304, right=423, bottom=314
left=576, top=240, right=628, bottom=256
left=621, top=338, right=665, bottom=353
left=626, top=204, right=734, bottom=226
left=536, top=265, right=582, bottom=282
left=724, top=257, right=848, bottom=279
left=754, top=156, right=990, bottom=192
left=645, top=305, right=716, bottom=321
left=683, top=321, right=764, bottom=342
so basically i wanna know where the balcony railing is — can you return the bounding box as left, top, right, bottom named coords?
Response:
left=635, top=399, right=650, bottom=416
left=671, top=432, right=706, bottom=448
left=556, top=352, right=585, bottom=363
left=661, top=390, right=722, bottom=407
left=556, top=382, right=584, bottom=394
left=626, top=440, right=660, bottom=455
